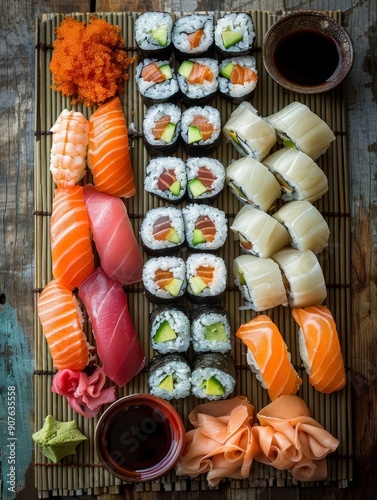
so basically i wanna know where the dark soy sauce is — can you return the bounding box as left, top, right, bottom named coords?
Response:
left=105, top=405, right=172, bottom=471
left=274, top=30, right=341, bottom=86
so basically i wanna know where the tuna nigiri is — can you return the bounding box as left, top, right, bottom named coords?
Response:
left=292, top=306, right=346, bottom=393
left=51, top=185, right=94, bottom=291
left=78, top=267, right=145, bottom=387
left=88, top=96, right=136, bottom=198
left=37, top=279, right=89, bottom=371
left=236, top=315, right=302, bottom=400
left=83, top=184, right=143, bottom=285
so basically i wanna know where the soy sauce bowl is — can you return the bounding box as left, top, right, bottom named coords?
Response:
left=262, top=11, right=354, bottom=94
left=95, top=394, right=186, bottom=482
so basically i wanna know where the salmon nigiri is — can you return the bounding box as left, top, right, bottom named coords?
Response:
left=37, top=279, right=89, bottom=371
left=88, top=96, right=136, bottom=198
left=51, top=185, right=94, bottom=291
left=236, top=315, right=302, bottom=400
left=292, top=306, right=346, bottom=393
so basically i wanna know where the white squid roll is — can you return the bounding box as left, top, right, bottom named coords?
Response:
left=265, top=102, right=336, bottom=160
left=271, top=248, right=327, bottom=308
left=263, top=147, right=328, bottom=202
left=234, top=254, right=288, bottom=311
left=272, top=200, right=330, bottom=254
left=226, top=157, right=281, bottom=211
left=231, top=205, right=290, bottom=257
left=223, top=102, right=277, bottom=161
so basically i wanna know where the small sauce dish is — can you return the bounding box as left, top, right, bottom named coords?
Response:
left=95, top=394, right=186, bottom=482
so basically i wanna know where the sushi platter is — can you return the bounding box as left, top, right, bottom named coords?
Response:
left=34, top=10, right=352, bottom=495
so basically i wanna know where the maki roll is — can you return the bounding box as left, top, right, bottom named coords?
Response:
left=223, top=102, right=277, bottom=160
left=144, top=157, right=187, bottom=204
left=271, top=248, right=327, bottom=308
left=186, top=157, right=226, bottom=203
left=177, top=57, right=219, bottom=106
left=142, top=256, right=186, bottom=303
left=140, top=206, right=185, bottom=255
left=230, top=205, right=291, bottom=258
left=135, top=59, right=179, bottom=107
left=218, top=56, right=258, bottom=103
left=172, top=14, right=215, bottom=59
left=214, top=12, right=255, bottom=58
left=150, top=306, right=190, bottom=353
left=226, top=157, right=281, bottom=212
left=234, top=254, right=288, bottom=311
left=186, top=253, right=227, bottom=304
left=183, top=204, right=227, bottom=252
left=191, top=352, right=236, bottom=400
left=181, top=106, right=221, bottom=156
left=191, top=306, right=232, bottom=353
left=266, top=102, right=336, bottom=160
left=135, top=12, right=173, bottom=59
left=148, top=353, right=191, bottom=400
left=262, top=147, right=328, bottom=202
left=143, top=103, right=181, bottom=156
left=272, top=200, right=330, bottom=254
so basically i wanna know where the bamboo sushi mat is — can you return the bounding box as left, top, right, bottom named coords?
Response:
left=33, top=10, right=353, bottom=497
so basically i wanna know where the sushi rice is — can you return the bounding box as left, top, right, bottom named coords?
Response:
left=135, top=12, right=173, bottom=55
left=148, top=353, right=191, bottom=400
left=172, top=14, right=214, bottom=56
left=181, top=105, right=221, bottom=148
left=142, top=256, right=187, bottom=302
left=183, top=203, right=227, bottom=251
left=218, top=56, right=258, bottom=101
left=215, top=12, right=255, bottom=56
left=191, top=353, right=236, bottom=400
left=143, top=103, right=181, bottom=148
left=140, top=206, right=185, bottom=254
left=177, top=57, right=219, bottom=104
left=191, top=307, right=232, bottom=353
left=186, top=253, right=227, bottom=302
left=144, top=157, right=187, bottom=203
left=150, top=306, right=191, bottom=353
left=136, top=59, right=179, bottom=103
left=186, top=157, right=226, bottom=202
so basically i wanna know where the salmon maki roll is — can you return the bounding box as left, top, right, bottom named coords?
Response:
left=181, top=106, right=221, bottom=156
left=88, top=97, right=136, bottom=198
left=136, top=59, right=179, bottom=106
left=37, top=279, right=89, bottom=371
left=236, top=315, right=302, bottom=400
left=292, top=306, right=346, bottom=393
left=218, top=56, right=258, bottom=103
left=172, top=14, right=214, bottom=59
left=51, top=186, right=94, bottom=291
left=177, top=58, right=219, bottom=106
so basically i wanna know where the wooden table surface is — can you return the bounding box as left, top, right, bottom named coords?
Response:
left=1, top=0, right=376, bottom=499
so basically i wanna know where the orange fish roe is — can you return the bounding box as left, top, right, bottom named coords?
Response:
left=50, top=16, right=136, bottom=107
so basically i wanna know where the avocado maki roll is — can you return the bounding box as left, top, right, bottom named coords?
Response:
left=181, top=106, right=221, bottom=156
left=135, top=12, right=173, bottom=59
left=150, top=306, right=190, bottom=353
left=144, top=157, right=187, bottom=204
left=136, top=59, right=179, bottom=107
left=191, top=352, right=236, bottom=400
left=218, top=56, right=258, bottom=103
left=182, top=204, right=227, bottom=252
left=148, top=353, right=191, bottom=400
left=143, top=103, right=181, bottom=156
left=214, top=12, right=255, bottom=59
left=140, top=206, right=185, bottom=256
left=186, top=253, right=227, bottom=304
left=142, top=256, right=187, bottom=303
left=186, top=157, right=226, bottom=203
left=177, top=57, right=219, bottom=106
left=191, top=306, right=232, bottom=353
left=172, top=14, right=215, bottom=59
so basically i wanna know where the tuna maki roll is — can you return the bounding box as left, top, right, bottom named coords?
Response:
left=144, top=157, right=187, bottom=204
left=218, top=56, right=258, bottom=103
left=214, top=12, right=255, bottom=58
left=177, top=57, right=219, bottom=106
left=136, top=59, right=179, bottom=107
left=142, top=256, right=187, bottom=303
left=140, top=206, right=185, bottom=255
left=148, top=353, right=191, bottom=400
left=186, top=157, right=226, bottom=203
left=172, top=13, right=215, bottom=59
left=183, top=204, right=227, bottom=252
left=150, top=306, right=190, bottom=353
left=143, top=103, right=181, bottom=156
left=186, top=253, right=227, bottom=304
left=135, top=12, right=173, bottom=59
left=191, top=306, right=232, bottom=353
left=191, top=352, right=236, bottom=400
left=181, top=106, right=221, bottom=156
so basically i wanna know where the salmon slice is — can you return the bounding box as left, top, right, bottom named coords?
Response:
left=186, top=61, right=214, bottom=84
left=195, top=265, right=215, bottom=285
left=191, top=115, right=214, bottom=141
left=140, top=62, right=166, bottom=82
left=51, top=186, right=94, bottom=291
left=152, top=115, right=171, bottom=139
left=197, top=166, right=216, bottom=189
left=195, top=215, right=216, bottom=242
left=157, top=168, right=177, bottom=190
left=152, top=215, right=172, bottom=241
left=187, top=29, right=204, bottom=49
left=37, top=279, right=89, bottom=371
left=88, top=97, right=136, bottom=198
left=154, top=268, right=174, bottom=289
left=230, top=65, right=258, bottom=85
left=292, top=306, right=346, bottom=393
left=236, top=315, right=302, bottom=400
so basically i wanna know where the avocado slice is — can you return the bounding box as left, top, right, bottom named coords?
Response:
left=192, top=228, right=206, bottom=246
left=220, top=62, right=235, bottom=79
left=165, top=226, right=181, bottom=244
left=187, top=125, right=202, bottom=144
left=282, top=136, right=297, bottom=149
left=238, top=271, right=246, bottom=286
left=200, top=376, right=225, bottom=395
left=205, top=322, right=228, bottom=342
left=229, top=130, right=240, bottom=145
left=188, top=178, right=208, bottom=197
left=164, top=278, right=183, bottom=297
left=178, top=60, right=194, bottom=79
left=153, top=320, right=177, bottom=343
left=189, top=275, right=208, bottom=295
left=160, top=122, right=176, bottom=143
left=159, top=64, right=173, bottom=79
left=221, top=29, right=244, bottom=49
left=158, top=374, right=174, bottom=391
left=169, top=180, right=181, bottom=196
left=151, top=26, right=169, bottom=47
